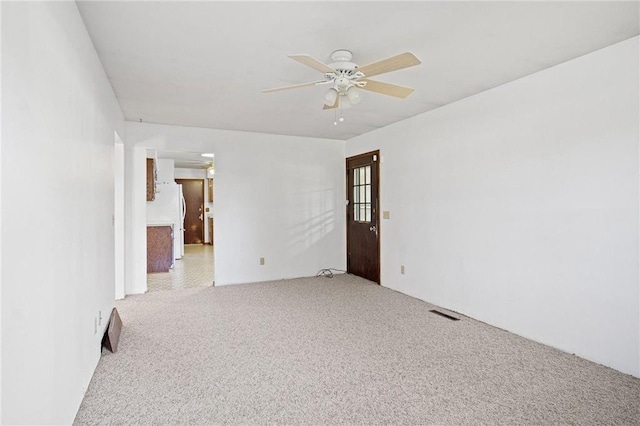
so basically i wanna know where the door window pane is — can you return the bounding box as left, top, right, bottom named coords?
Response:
left=352, top=165, right=372, bottom=223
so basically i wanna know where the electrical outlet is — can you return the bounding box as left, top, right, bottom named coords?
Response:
left=401, top=265, right=405, bottom=275
left=260, top=257, right=265, bottom=265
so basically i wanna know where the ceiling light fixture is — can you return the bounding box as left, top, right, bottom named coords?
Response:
left=201, top=153, right=214, bottom=158
left=324, top=88, right=338, bottom=106
left=347, top=87, right=362, bottom=105
left=263, top=49, right=420, bottom=127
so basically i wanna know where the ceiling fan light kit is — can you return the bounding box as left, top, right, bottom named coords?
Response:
left=324, top=88, right=338, bottom=106
left=263, top=49, right=421, bottom=124
left=347, top=87, right=362, bottom=105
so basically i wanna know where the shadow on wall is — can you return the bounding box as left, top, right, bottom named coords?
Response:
left=286, top=188, right=336, bottom=252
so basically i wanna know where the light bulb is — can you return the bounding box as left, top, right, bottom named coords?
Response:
left=347, top=87, right=362, bottom=105
left=339, top=116, right=345, bottom=122
left=324, top=88, right=338, bottom=106
left=340, top=95, right=351, bottom=109
left=333, top=121, right=338, bottom=126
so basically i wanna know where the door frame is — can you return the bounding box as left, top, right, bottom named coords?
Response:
left=114, top=132, right=125, bottom=300
left=346, top=150, right=381, bottom=284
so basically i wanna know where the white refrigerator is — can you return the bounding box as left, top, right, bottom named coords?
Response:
left=147, top=182, right=185, bottom=260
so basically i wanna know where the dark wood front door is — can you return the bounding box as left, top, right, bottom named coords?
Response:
left=176, top=179, right=204, bottom=244
left=346, top=151, right=380, bottom=283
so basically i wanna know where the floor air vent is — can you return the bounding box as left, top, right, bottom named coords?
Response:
left=430, top=310, right=460, bottom=321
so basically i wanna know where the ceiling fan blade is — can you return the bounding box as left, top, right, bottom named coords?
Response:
left=262, top=80, right=327, bottom=93
left=322, top=96, right=340, bottom=110
left=288, top=54, right=336, bottom=74
left=360, top=79, right=415, bottom=98
left=357, top=52, right=421, bottom=78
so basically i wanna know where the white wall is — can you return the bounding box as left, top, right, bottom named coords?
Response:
left=1, top=2, right=124, bottom=423
left=346, top=37, right=640, bottom=377
left=126, top=122, right=346, bottom=286
left=175, top=168, right=207, bottom=180
left=146, top=158, right=176, bottom=223
left=124, top=144, right=147, bottom=295
left=0, top=1, right=4, bottom=420
left=154, top=158, right=175, bottom=184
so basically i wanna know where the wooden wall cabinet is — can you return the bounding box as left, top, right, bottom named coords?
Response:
left=146, top=158, right=156, bottom=201
left=147, top=225, right=173, bottom=272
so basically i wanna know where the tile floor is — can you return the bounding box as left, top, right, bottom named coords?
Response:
left=147, top=244, right=214, bottom=291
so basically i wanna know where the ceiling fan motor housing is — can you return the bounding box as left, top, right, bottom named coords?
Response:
left=326, top=50, right=365, bottom=95
left=331, top=49, right=353, bottom=62
left=329, top=49, right=358, bottom=75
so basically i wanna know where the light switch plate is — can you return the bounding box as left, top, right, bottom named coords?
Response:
left=383, top=211, right=391, bottom=219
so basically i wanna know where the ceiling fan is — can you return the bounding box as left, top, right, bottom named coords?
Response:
left=262, top=50, right=421, bottom=110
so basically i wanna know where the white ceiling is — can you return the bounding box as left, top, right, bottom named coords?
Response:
left=78, top=1, right=639, bottom=141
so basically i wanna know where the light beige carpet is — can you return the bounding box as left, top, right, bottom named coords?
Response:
left=75, top=274, right=640, bottom=425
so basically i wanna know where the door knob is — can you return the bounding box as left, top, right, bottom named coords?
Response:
left=369, top=225, right=377, bottom=232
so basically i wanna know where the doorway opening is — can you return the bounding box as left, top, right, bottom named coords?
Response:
left=145, top=150, right=215, bottom=291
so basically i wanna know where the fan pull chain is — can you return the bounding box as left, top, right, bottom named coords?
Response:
left=332, top=95, right=345, bottom=126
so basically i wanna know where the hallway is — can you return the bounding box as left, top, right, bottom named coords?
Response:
left=147, top=244, right=214, bottom=291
